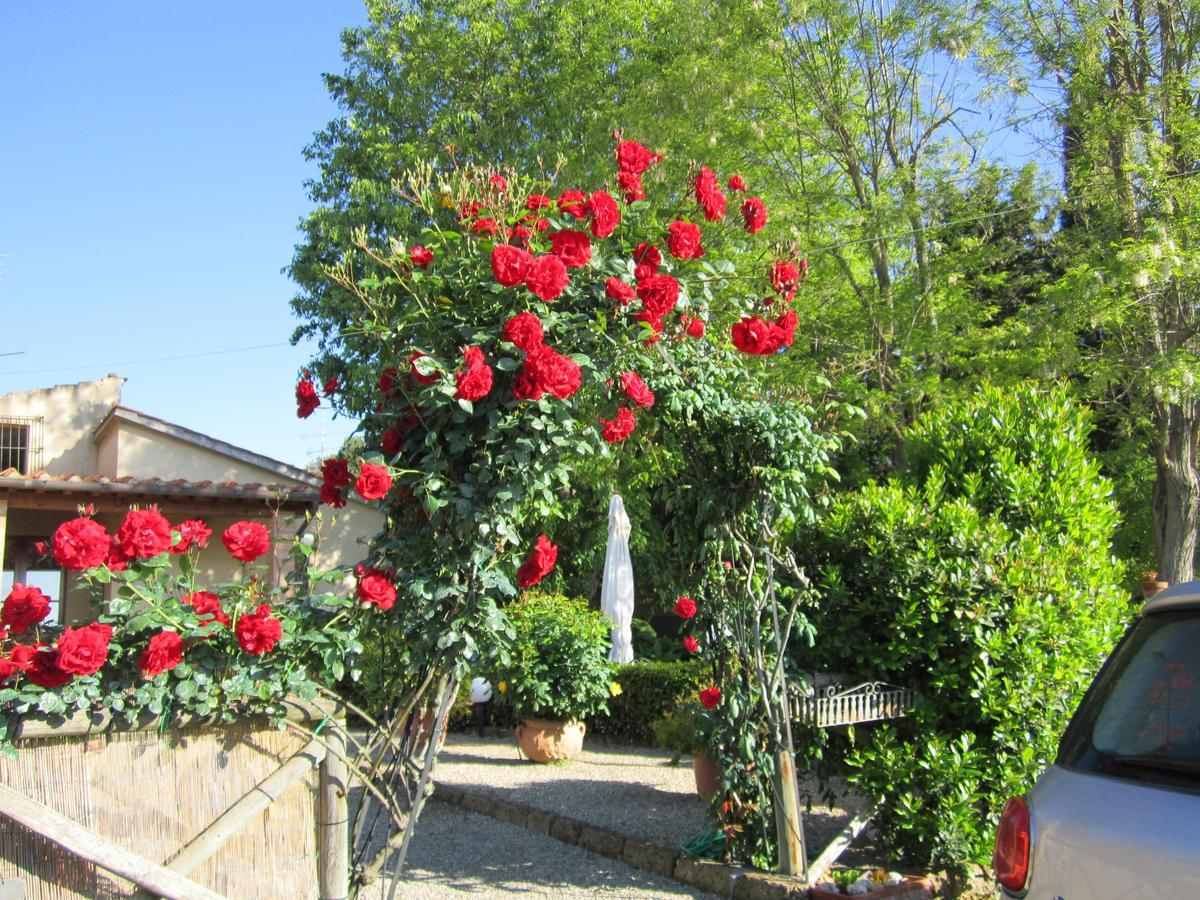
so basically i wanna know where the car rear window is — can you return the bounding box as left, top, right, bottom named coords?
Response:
left=1058, top=610, right=1200, bottom=790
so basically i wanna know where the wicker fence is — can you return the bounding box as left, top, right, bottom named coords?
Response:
left=0, top=700, right=348, bottom=899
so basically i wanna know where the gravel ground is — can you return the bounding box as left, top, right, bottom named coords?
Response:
left=433, top=732, right=867, bottom=855
left=362, top=802, right=718, bottom=899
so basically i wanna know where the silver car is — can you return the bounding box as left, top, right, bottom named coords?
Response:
left=994, top=582, right=1200, bottom=897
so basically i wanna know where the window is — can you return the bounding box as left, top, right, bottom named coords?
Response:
left=0, top=416, right=43, bottom=474
left=1059, top=611, right=1200, bottom=790
left=1, top=537, right=63, bottom=625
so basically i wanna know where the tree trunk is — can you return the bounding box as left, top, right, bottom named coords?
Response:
left=1153, top=399, right=1200, bottom=585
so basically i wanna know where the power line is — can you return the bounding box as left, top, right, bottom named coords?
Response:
left=0, top=342, right=294, bottom=376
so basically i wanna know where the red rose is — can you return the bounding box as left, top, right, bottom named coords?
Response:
left=674, top=596, right=697, bottom=619
left=502, top=311, right=544, bottom=351
left=526, top=193, right=553, bottom=211
left=770, top=260, right=801, bottom=300
left=455, top=346, right=494, bottom=402
left=633, top=243, right=661, bottom=271
left=171, top=518, right=212, bottom=553
left=140, top=630, right=183, bottom=678
left=526, top=255, right=570, bottom=301
left=775, top=310, right=798, bottom=348
left=458, top=200, right=481, bottom=221
left=587, top=190, right=621, bottom=238
left=517, top=534, right=558, bottom=589
left=2, top=584, right=50, bottom=634
left=295, top=373, right=320, bottom=418
left=25, top=649, right=71, bottom=688
left=0, top=644, right=36, bottom=683
left=409, top=245, right=433, bottom=268
left=320, top=481, right=347, bottom=508
left=322, top=457, right=353, bottom=487
left=236, top=603, right=282, bottom=656
left=185, top=591, right=230, bottom=628
left=322, top=375, right=339, bottom=396
left=694, top=166, right=726, bottom=221
left=699, top=686, right=722, bottom=709
left=683, top=635, right=700, bottom=654
left=106, top=538, right=128, bottom=572
left=116, top=506, right=173, bottom=560
left=52, top=517, right=111, bottom=571
left=606, top=277, right=635, bottom=305
left=728, top=175, right=746, bottom=191
left=491, top=244, right=532, bottom=287
left=636, top=274, right=680, bottom=320
left=732, top=316, right=782, bottom=355
left=618, top=171, right=646, bottom=203
left=620, top=371, right=655, bottom=408
left=681, top=315, right=706, bottom=339
left=518, top=345, right=582, bottom=400
left=600, top=407, right=636, bottom=443
left=378, top=367, right=398, bottom=394
left=472, top=217, right=500, bottom=236
left=557, top=189, right=588, bottom=219
left=508, top=224, right=531, bottom=247
left=741, top=196, right=767, bottom=234
left=634, top=311, right=665, bottom=335
left=488, top=174, right=507, bottom=192
left=56, top=623, right=113, bottom=676
left=222, top=521, right=272, bottom=563
left=667, top=221, right=704, bottom=259
left=356, top=462, right=393, bottom=501
left=634, top=264, right=655, bottom=283
left=615, top=140, right=662, bottom=175
left=549, top=230, right=592, bottom=269
left=381, top=427, right=404, bottom=458
left=409, top=351, right=439, bottom=385
left=357, top=570, right=397, bottom=610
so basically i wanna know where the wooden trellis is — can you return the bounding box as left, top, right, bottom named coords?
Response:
left=0, top=699, right=348, bottom=900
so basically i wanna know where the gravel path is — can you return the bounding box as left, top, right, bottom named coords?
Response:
left=433, top=733, right=866, bottom=854
left=363, top=802, right=718, bottom=899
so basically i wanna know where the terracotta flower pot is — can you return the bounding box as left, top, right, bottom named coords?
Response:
left=809, top=875, right=932, bottom=898
left=514, top=717, right=585, bottom=762
left=1142, top=579, right=1169, bottom=599
left=693, top=751, right=720, bottom=801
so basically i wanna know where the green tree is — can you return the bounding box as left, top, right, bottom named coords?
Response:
left=1004, top=0, right=1200, bottom=582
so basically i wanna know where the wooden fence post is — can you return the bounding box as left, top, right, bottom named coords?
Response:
left=318, top=719, right=350, bottom=900
left=773, top=750, right=807, bottom=878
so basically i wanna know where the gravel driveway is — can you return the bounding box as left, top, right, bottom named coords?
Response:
left=364, top=801, right=718, bottom=899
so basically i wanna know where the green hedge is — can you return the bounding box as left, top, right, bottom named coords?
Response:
left=588, top=659, right=707, bottom=744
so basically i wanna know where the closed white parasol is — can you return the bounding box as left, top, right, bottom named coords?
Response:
left=600, top=494, right=635, bottom=663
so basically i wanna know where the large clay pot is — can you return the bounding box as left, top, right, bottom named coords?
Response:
left=693, top=751, right=720, bottom=801
left=514, top=717, right=585, bottom=762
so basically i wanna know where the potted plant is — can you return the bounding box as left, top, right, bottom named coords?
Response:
left=652, top=705, right=719, bottom=800
left=1141, top=570, right=1169, bottom=599
left=489, top=591, right=616, bottom=762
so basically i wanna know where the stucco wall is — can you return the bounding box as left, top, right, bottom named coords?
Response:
left=0, top=376, right=124, bottom=475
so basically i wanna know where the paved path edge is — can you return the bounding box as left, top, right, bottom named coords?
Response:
left=430, top=781, right=812, bottom=899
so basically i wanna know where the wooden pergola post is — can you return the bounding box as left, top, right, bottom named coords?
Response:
left=318, top=716, right=350, bottom=900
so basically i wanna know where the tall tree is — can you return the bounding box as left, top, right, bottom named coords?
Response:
left=1006, top=0, right=1200, bottom=582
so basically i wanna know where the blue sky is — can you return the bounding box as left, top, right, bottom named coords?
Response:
left=0, top=2, right=367, bottom=469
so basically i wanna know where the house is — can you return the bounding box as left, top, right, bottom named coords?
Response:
left=0, top=375, right=384, bottom=624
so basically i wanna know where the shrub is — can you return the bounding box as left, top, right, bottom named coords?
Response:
left=799, top=384, right=1132, bottom=868
left=486, top=591, right=616, bottom=722
left=589, top=659, right=707, bottom=743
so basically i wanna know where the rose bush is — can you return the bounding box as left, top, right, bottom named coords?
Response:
left=0, top=506, right=370, bottom=751
left=289, top=136, right=833, bottom=869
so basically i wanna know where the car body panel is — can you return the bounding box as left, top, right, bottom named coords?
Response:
left=1009, top=764, right=1200, bottom=898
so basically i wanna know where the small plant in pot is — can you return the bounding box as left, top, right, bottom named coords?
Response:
left=652, top=703, right=719, bottom=801
left=489, top=591, right=617, bottom=762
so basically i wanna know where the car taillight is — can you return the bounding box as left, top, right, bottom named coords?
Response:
left=993, top=796, right=1031, bottom=892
